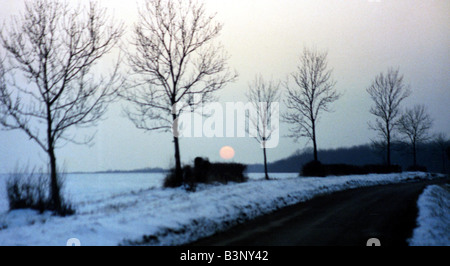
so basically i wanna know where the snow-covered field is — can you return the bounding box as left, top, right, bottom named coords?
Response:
left=0, top=171, right=446, bottom=246
left=408, top=184, right=450, bottom=246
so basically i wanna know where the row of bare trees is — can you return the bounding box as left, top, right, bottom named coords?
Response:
left=248, top=52, right=441, bottom=178
left=247, top=48, right=342, bottom=180
left=0, top=0, right=445, bottom=213
left=366, top=68, right=437, bottom=168
left=0, top=0, right=237, bottom=212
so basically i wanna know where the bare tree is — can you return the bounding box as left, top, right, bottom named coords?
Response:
left=246, top=75, right=281, bottom=180
left=397, top=104, right=433, bottom=168
left=0, top=0, right=123, bottom=214
left=367, top=68, right=411, bottom=166
left=283, top=48, right=341, bottom=162
left=121, top=0, right=236, bottom=186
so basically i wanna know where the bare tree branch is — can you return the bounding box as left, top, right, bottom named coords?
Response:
left=120, top=0, right=236, bottom=186
left=397, top=104, right=433, bottom=167
left=366, top=67, right=411, bottom=165
left=283, top=47, right=341, bottom=162
left=0, top=0, right=123, bottom=213
left=246, top=75, right=281, bottom=145
left=246, top=74, right=281, bottom=180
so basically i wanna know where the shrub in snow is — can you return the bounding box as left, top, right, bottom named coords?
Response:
left=163, top=157, right=247, bottom=190
left=7, top=171, right=49, bottom=213
left=207, top=162, right=247, bottom=184
left=163, top=168, right=181, bottom=188
left=6, top=167, right=75, bottom=216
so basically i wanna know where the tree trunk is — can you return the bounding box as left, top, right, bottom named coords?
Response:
left=412, top=141, right=417, bottom=168
left=386, top=132, right=391, bottom=166
left=173, top=135, right=182, bottom=185
left=263, top=146, right=269, bottom=180
left=313, top=140, right=318, bottom=162
left=312, top=122, right=318, bottom=162
left=46, top=103, right=61, bottom=213
left=46, top=115, right=61, bottom=212
left=48, top=147, right=61, bottom=212
left=172, top=113, right=183, bottom=186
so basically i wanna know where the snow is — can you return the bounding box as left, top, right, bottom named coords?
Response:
left=0, top=171, right=445, bottom=246
left=408, top=184, right=450, bottom=246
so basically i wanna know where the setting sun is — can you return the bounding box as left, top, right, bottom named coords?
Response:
left=219, top=146, right=235, bottom=160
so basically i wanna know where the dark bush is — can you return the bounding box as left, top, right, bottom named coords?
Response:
left=162, top=168, right=181, bottom=188
left=447, top=146, right=450, bottom=160
left=193, top=157, right=211, bottom=183
left=362, top=164, right=402, bottom=174
left=301, top=160, right=402, bottom=177
left=7, top=172, right=49, bottom=213
left=6, top=168, right=75, bottom=215
left=206, top=161, right=247, bottom=183
left=163, top=157, right=247, bottom=189
left=406, top=165, right=427, bottom=172
left=163, top=166, right=197, bottom=190
left=301, top=160, right=326, bottom=177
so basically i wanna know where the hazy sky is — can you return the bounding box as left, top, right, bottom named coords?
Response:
left=0, top=0, right=449, bottom=173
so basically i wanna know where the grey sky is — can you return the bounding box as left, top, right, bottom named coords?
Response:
left=0, top=0, right=449, bottom=173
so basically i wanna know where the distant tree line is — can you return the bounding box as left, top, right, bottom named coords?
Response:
left=247, top=140, right=450, bottom=175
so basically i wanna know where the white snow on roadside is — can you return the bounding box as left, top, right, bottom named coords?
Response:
left=0, top=172, right=444, bottom=246
left=408, top=184, right=450, bottom=246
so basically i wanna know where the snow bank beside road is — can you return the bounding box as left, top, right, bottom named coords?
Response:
left=408, top=184, right=450, bottom=246
left=0, top=172, right=443, bottom=246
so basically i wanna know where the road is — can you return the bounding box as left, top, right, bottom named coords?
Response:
left=190, top=178, right=449, bottom=246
